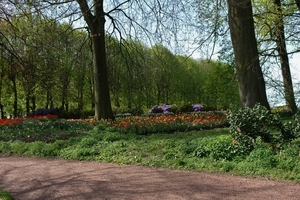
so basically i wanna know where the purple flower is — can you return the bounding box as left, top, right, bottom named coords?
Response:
left=149, top=104, right=171, bottom=114
left=149, top=105, right=163, bottom=113
left=162, top=104, right=171, bottom=114
left=192, top=104, right=203, bottom=112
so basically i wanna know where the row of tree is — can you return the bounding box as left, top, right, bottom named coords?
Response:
left=0, top=0, right=299, bottom=120
left=0, top=15, right=239, bottom=118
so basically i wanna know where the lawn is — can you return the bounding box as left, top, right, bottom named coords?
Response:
left=0, top=108, right=300, bottom=182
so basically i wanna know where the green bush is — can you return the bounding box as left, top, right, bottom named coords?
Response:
left=227, top=104, right=284, bottom=153
left=194, top=135, right=246, bottom=161
left=289, top=112, right=300, bottom=138
left=179, top=104, right=194, bottom=113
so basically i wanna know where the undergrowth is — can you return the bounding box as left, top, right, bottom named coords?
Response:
left=0, top=105, right=300, bottom=182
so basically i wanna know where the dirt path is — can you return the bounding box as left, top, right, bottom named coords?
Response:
left=0, top=156, right=299, bottom=200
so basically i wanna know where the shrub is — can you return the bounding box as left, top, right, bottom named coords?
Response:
left=149, top=104, right=172, bottom=114
left=290, top=112, right=300, bottom=138
left=149, top=105, right=164, bottom=114
left=194, top=135, right=246, bottom=161
left=179, top=104, right=194, bottom=113
left=34, top=108, right=57, bottom=116
left=178, top=104, right=204, bottom=113
left=227, top=104, right=283, bottom=153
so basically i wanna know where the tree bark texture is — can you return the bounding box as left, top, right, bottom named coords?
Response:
left=76, top=0, right=114, bottom=120
left=227, top=0, right=270, bottom=109
left=274, top=0, right=297, bottom=113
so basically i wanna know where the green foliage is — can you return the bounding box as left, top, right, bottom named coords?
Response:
left=227, top=104, right=286, bottom=153
left=0, top=189, right=14, bottom=200
left=201, top=60, right=240, bottom=110
left=179, top=104, right=194, bottom=113
left=289, top=112, right=300, bottom=138
left=0, top=13, right=239, bottom=117
left=0, top=118, right=93, bottom=143
left=1, top=115, right=300, bottom=181
left=194, top=135, right=247, bottom=161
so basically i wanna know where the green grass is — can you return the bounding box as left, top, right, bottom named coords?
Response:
left=0, top=189, right=13, bottom=200
left=1, top=125, right=300, bottom=182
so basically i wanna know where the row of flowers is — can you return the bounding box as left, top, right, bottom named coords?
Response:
left=110, top=111, right=228, bottom=135
left=149, top=104, right=203, bottom=114
left=0, top=112, right=227, bottom=134
left=0, top=114, right=58, bottom=126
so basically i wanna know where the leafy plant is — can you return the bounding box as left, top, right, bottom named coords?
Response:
left=227, top=104, right=284, bottom=153
left=194, top=135, right=247, bottom=161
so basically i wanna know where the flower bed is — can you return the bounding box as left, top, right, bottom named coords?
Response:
left=0, top=115, right=58, bottom=126
left=0, top=111, right=228, bottom=143
left=110, top=111, right=228, bottom=135
left=0, top=115, right=93, bottom=143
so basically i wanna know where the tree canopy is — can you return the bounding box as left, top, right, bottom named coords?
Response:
left=0, top=0, right=299, bottom=118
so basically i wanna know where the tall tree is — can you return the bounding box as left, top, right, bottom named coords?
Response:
left=227, top=0, right=270, bottom=109
left=273, top=0, right=297, bottom=113
left=252, top=0, right=299, bottom=111
left=76, top=0, right=114, bottom=120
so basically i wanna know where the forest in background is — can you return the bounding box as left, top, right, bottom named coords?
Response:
left=0, top=0, right=300, bottom=119
left=0, top=15, right=239, bottom=118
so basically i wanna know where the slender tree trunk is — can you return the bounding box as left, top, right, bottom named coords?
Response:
left=26, top=93, right=30, bottom=115
left=12, top=77, right=18, bottom=117
left=227, top=0, right=270, bottom=109
left=296, top=0, right=300, bottom=11
left=0, top=73, right=3, bottom=118
left=31, top=95, right=36, bottom=113
left=274, top=0, right=297, bottom=113
left=77, top=85, right=84, bottom=111
left=8, top=63, right=18, bottom=117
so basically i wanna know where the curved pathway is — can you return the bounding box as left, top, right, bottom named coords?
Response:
left=0, top=156, right=299, bottom=200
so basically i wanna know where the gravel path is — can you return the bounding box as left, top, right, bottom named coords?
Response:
left=0, top=156, right=299, bottom=200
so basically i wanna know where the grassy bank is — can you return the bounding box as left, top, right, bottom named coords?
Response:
left=1, top=124, right=300, bottom=182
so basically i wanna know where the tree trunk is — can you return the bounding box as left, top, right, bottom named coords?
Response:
left=26, top=93, right=30, bottom=115
left=296, top=0, right=300, bottom=11
left=0, top=73, right=3, bottom=118
left=76, top=0, right=114, bottom=120
left=11, top=76, right=18, bottom=117
left=227, top=0, right=270, bottom=109
left=274, top=0, right=297, bottom=113
left=91, top=24, right=114, bottom=120
left=31, top=95, right=36, bottom=113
